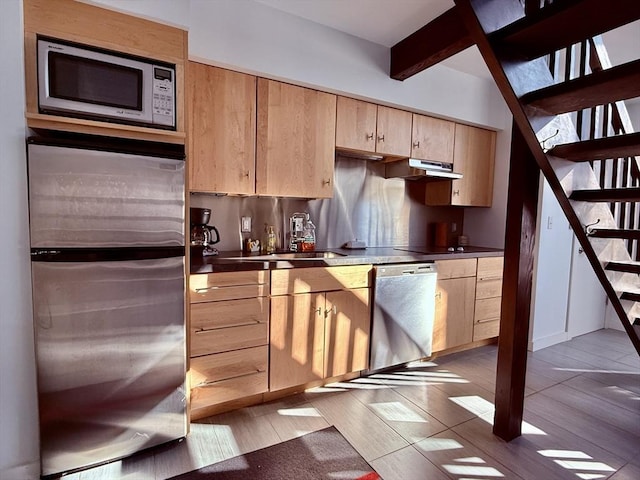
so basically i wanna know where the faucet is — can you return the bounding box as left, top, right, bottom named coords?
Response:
left=289, top=212, right=309, bottom=251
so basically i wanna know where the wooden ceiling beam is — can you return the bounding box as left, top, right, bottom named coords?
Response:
left=390, top=7, right=473, bottom=81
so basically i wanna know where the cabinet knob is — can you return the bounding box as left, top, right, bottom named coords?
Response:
left=377, top=134, right=385, bottom=143
left=366, top=132, right=374, bottom=141
left=323, top=178, right=332, bottom=186
left=243, top=170, right=250, bottom=178
left=325, top=305, right=338, bottom=316
left=413, top=140, right=420, bottom=148
left=453, top=189, right=460, bottom=196
left=315, top=307, right=323, bottom=316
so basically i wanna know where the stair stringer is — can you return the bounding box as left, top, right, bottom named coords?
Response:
left=454, top=0, right=640, bottom=354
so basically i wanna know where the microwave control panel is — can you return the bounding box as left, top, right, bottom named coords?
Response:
left=152, top=66, right=175, bottom=127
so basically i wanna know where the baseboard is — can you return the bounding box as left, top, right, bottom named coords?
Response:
left=528, top=331, right=569, bottom=352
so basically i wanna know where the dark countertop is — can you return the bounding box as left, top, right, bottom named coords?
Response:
left=190, top=246, right=504, bottom=274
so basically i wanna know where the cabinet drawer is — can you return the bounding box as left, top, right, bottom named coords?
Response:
left=191, top=370, right=268, bottom=411
left=477, top=257, right=504, bottom=280
left=191, top=322, right=268, bottom=357
left=190, top=271, right=269, bottom=303
left=473, top=319, right=500, bottom=341
left=475, top=278, right=502, bottom=299
left=190, top=345, right=268, bottom=387
left=271, top=265, right=372, bottom=295
left=435, top=258, right=477, bottom=279
left=474, top=296, right=502, bottom=322
left=191, top=297, right=268, bottom=332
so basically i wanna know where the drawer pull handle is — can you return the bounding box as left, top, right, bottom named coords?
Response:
left=194, top=319, right=265, bottom=333
left=194, top=282, right=268, bottom=293
left=196, top=369, right=265, bottom=387
left=476, top=317, right=500, bottom=324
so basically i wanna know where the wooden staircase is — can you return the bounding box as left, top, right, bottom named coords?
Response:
left=453, top=0, right=640, bottom=354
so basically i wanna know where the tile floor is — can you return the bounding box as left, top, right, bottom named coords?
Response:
left=66, top=328, right=640, bottom=479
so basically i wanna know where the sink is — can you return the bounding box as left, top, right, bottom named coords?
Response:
left=227, top=251, right=346, bottom=261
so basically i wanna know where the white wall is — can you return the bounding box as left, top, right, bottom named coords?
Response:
left=0, top=1, right=40, bottom=478
left=528, top=179, right=574, bottom=351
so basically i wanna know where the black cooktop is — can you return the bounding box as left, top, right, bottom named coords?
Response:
left=394, top=246, right=496, bottom=255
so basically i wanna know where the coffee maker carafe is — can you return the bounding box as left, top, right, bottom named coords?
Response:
left=190, top=208, right=220, bottom=252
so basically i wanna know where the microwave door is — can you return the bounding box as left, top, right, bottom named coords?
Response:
left=37, top=39, right=153, bottom=124
left=27, top=142, right=185, bottom=249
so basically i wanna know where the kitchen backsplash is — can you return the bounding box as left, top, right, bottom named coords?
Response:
left=190, top=156, right=464, bottom=251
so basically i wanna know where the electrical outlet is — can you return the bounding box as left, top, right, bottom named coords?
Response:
left=241, top=216, right=252, bottom=233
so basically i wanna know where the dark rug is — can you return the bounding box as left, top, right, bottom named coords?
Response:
left=168, top=426, right=381, bottom=479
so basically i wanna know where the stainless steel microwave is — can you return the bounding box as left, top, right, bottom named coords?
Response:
left=37, top=38, right=176, bottom=130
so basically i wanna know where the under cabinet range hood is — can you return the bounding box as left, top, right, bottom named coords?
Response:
left=385, top=158, right=463, bottom=180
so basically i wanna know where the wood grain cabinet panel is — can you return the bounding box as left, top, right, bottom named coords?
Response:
left=432, top=276, right=476, bottom=352
left=335, top=96, right=378, bottom=153
left=188, top=63, right=256, bottom=194
left=188, top=271, right=270, bottom=418
left=270, top=265, right=372, bottom=296
left=473, top=256, right=504, bottom=342
left=191, top=344, right=268, bottom=412
left=256, top=79, right=336, bottom=198
left=189, top=271, right=269, bottom=303
left=335, top=98, right=412, bottom=158
left=375, top=106, right=413, bottom=157
left=411, top=114, right=455, bottom=162
left=270, top=266, right=372, bottom=392
left=426, top=124, right=496, bottom=207
left=324, top=288, right=371, bottom=378
left=435, top=258, right=477, bottom=280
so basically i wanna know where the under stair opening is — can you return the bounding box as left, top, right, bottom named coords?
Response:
left=453, top=0, right=640, bottom=358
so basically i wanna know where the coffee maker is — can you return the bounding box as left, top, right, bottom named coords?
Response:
left=190, top=207, right=220, bottom=255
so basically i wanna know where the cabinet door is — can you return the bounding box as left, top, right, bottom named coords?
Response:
left=188, top=63, right=256, bottom=194
left=256, top=79, right=336, bottom=198
left=335, top=96, right=378, bottom=153
left=270, top=293, right=325, bottom=391
left=375, top=106, right=412, bottom=157
left=411, top=115, right=455, bottom=163
left=425, top=124, right=496, bottom=207
left=432, top=277, right=475, bottom=352
left=451, top=124, right=496, bottom=207
left=324, top=288, right=371, bottom=378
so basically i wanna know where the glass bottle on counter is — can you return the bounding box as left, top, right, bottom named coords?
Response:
left=301, top=220, right=316, bottom=252
left=266, top=225, right=277, bottom=254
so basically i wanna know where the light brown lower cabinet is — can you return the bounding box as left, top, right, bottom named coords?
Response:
left=188, top=271, right=270, bottom=418
left=473, top=256, right=504, bottom=341
left=432, top=258, right=477, bottom=352
left=269, top=266, right=372, bottom=392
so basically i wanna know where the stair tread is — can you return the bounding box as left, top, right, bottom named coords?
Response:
left=570, top=187, right=640, bottom=202
left=521, top=59, right=640, bottom=115
left=621, top=290, right=640, bottom=302
left=548, top=132, right=640, bottom=161
left=489, top=0, right=640, bottom=60
left=590, top=229, right=640, bottom=240
left=606, top=260, right=640, bottom=274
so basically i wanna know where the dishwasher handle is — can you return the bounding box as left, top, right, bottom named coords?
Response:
left=374, top=263, right=436, bottom=278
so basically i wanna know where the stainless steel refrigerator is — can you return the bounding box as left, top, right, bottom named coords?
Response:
left=27, top=136, right=187, bottom=477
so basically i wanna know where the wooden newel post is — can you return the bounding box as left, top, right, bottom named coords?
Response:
left=493, top=121, right=540, bottom=441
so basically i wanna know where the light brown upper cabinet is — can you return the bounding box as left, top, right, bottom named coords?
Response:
left=257, top=79, right=337, bottom=198
left=188, top=63, right=257, bottom=195
left=335, top=97, right=412, bottom=158
left=426, top=124, right=496, bottom=207
left=411, top=115, right=455, bottom=162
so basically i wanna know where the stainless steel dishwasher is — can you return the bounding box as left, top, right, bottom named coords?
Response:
left=370, top=263, right=437, bottom=370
